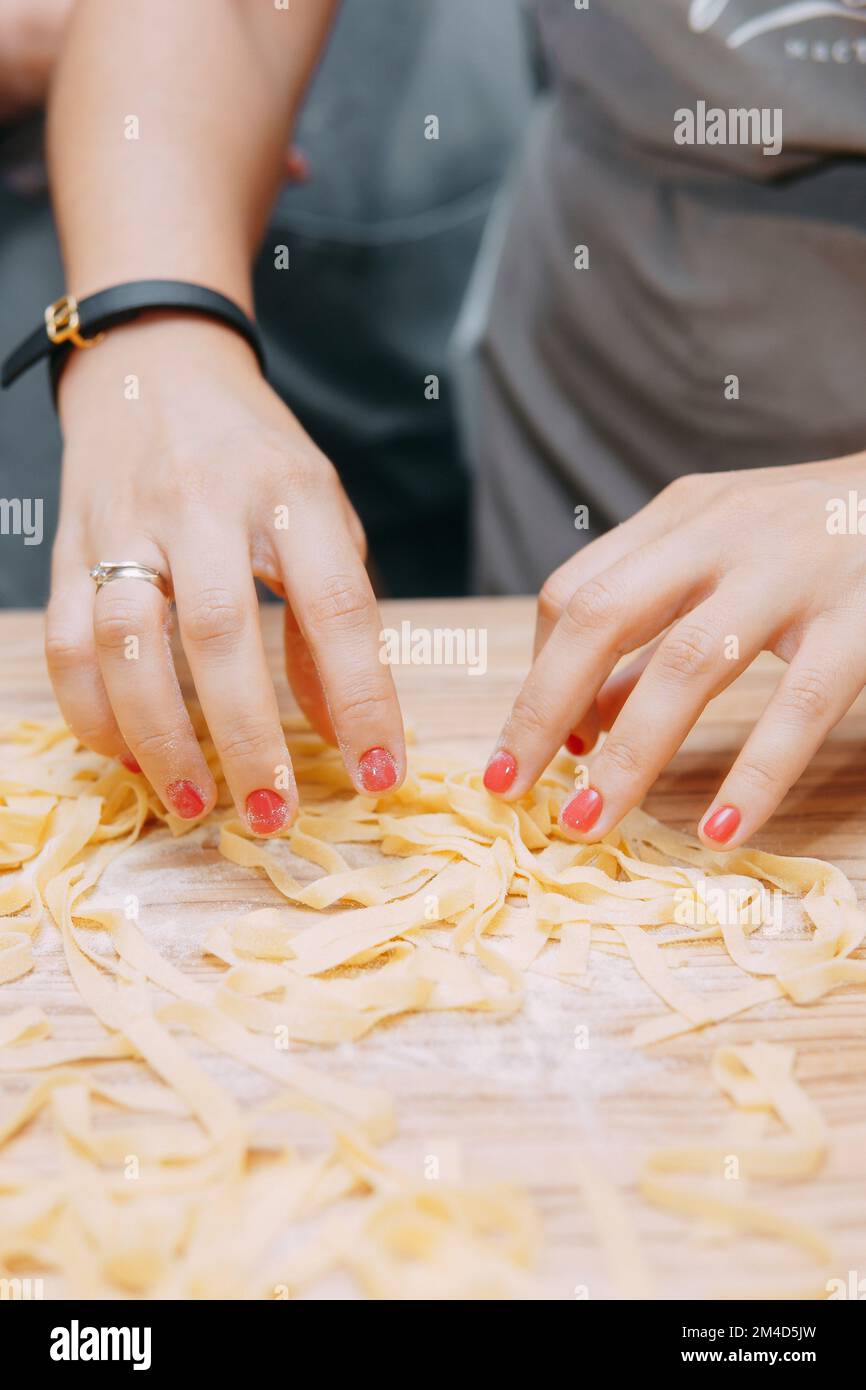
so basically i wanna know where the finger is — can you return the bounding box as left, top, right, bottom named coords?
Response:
left=45, top=563, right=136, bottom=770
left=483, top=531, right=718, bottom=800
left=283, top=602, right=337, bottom=744
left=538, top=505, right=686, bottom=754
left=565, top=641, right=661, bottom=754
left=533, top=497, right=682, bottom=658
left=558, top=584, right=768, bottom=841
left=697, top=621, right=861, bottom=849
left=93, top=569, right=217, bottom=819
left=596, top=640, right=662, bottom=730
left=277, top=506, right=406, bottom=795
left=563, top=701, right=601, bottom=758
left=171, top=532, right=297, bottom=836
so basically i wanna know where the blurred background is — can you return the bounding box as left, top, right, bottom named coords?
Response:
left=0, top=0, right=537, bottom=607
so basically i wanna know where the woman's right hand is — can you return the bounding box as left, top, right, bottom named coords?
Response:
left=46, top=314, right=406, bottom=834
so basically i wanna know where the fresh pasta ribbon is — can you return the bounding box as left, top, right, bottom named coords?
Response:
left=641, top=1043, right=834, bottom=1299
left=0, top=717, right=861, bottom=1298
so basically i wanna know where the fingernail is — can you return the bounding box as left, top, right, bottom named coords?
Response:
left=565, top=734, right=585, bottom=756
left=119, top=754, right=142, bottom=774
left=483, top=749, right=517, bottom=794
left=166, top=779, right=206, bottom=819
left=560, top=787, right=603, bottom=834
left=358, top=747, right=397, bottom=793
left=246, top=788, right=289, bottom=834
left=702, top=804, right=740, bottom=844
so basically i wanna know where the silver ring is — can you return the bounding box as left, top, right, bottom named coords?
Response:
left=89, top=560, right=173, bottom=602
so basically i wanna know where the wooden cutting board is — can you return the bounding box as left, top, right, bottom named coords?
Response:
left=1, top=597, right=864, bottom=1299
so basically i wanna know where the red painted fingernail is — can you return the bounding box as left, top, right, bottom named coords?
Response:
left=565, top=735, right=585, bottom=756
left=166, top=780, right=206, bottom=819
left=358, top=747, right=397, bottom=793
left=483, top=750, right=517, bottom=794
left=702, top=804, right=740, bottom=844
left=119, top=754, right=142, bottom=774
left=561, top=787, right=603, bottom=834
left=246, top=788, right=289, bottom=834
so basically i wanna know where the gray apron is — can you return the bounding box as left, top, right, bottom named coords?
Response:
left=469, top=0, right=866, bottom=592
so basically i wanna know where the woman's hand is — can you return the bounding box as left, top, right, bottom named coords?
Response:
left=0, top=0, right=73, bottom=121
left=483, top=457, right=866, bottom=849
left=46, top=316, right=405, bottom=833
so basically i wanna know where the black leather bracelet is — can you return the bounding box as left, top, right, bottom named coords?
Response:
left=0, top=279, right=266, bottom=394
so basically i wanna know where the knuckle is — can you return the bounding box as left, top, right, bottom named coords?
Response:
left=598, top=737, right=644, bottom=780
left=281, top=459, right=317, bottom=507
left=170, top=468, right=211, bottom=508
left=214, top=715, right=276, bottom=764
left=659, top=473, right=699, bottom=508
left=71, top=720, right=118, bottom=755
left=657, top=622, right=722, bottom=682
left=308, top=574, right=371, bottom=629
left=281, top=447, right=336, bottom=504
left=183, top=587, right=247, bottom=651
left=564, top=576, right=623, bottom=634
left=538, top=571, right=573, bottom=626
left=45, top=629, right=88, bottom=674
left=133, top=725, right=186, bottom=763
left=93, top=601, right=147, bottom=652
left=508, top=692, right=557, bottom=744
left=735, top=757, right=778, bottom=795
left=777, top=667, right=834, bottom=723
left=329, top=682, right=393, bottom=728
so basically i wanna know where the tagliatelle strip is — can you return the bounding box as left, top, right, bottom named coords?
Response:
left=0, top=715, right=863, bottom=1298
left=640, top=1042, right=835, bottom=1299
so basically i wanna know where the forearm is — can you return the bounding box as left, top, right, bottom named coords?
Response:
left=46, top=0, right=337, bottom=309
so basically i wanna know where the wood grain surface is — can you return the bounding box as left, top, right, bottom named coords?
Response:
left=1, top=598, right=864, bottom=1300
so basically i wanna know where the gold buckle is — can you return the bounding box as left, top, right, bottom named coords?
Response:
left=44, top=295, right=105, bottom=350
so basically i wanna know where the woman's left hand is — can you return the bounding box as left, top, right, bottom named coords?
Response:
left=482, top=455, right=866, bottom=849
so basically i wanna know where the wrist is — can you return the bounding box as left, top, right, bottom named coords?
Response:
left=56, top=311, right=263, bottom=430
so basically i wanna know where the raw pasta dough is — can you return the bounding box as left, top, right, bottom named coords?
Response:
left=0, top=715, right=862, bottom=1298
